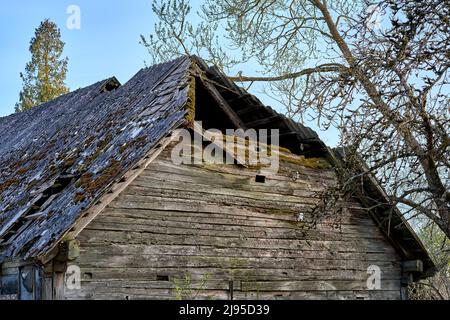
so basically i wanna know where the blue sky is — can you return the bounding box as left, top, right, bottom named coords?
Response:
left=0, top=0, right=339, bottom=146
left=0, top=1, right=155, bottom=116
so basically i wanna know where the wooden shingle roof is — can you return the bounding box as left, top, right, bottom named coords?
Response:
left=0, top=57, right=192, bottom=262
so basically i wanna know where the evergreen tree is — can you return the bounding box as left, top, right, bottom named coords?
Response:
left=16, top=19, right=69, bottom=112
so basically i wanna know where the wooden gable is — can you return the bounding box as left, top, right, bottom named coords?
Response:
left=63, top=139, right=403, bottom=300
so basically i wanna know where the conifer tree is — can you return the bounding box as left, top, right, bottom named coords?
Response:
left=16, top=19, right=69, bottom=112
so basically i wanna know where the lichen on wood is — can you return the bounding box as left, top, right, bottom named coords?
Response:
left=184, top=75, right=196, bottom=128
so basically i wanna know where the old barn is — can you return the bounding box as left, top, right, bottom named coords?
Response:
left=0, top=56, right=435, bottom=300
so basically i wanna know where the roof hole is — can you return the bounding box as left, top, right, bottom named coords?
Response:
left=0, top=175, right=76, bottom=244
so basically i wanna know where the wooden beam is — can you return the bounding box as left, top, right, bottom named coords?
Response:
left=41, top=276, right=53, bottom=300
left=52, top=272, right=65, bottom=300
left=236, top=105, right=259, bottom=116
left=196, top=74, right=247, bottom=130
left=245, top=115, right=280, bottom=128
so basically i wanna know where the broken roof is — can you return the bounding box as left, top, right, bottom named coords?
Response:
left=0, top=56, right=435, bottom=276
left=0, top=56, right=192, bottom=261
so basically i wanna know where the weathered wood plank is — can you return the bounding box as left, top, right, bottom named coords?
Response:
left=141, top=159, right=331, bottom=189
left=147, top=157, right=336, bottom=184
left=118, top=191, right=316, bottom=211
left=110, top=195, right=308, bottom=217
left=76, top=243, right=399, bottom=262
left=87, top=215, right=387, bottom=240
left=68, top=265, right=400, bottom=282
left=41, top=276, right=53, bottom=300
left=135, top=170, right=316, bottom=196
left=53, top=272, right=65, bottom=300
left=234, top=290, right=401, bottom=300
left=65, top=285, right=230, bottom=300
left=86, top=219, right=386, bottom=241
left=102, top=207, right=376, bottom=228
left=127, top=181, right=319, bottom=205
left=241, top=280, right=401, bottom=291
left=65, top=283, right=400, bottom=300
left=77, top=229, right=396, bottom=254
left=157, top=142, right=336, bottom=178
left=74, top=251, right=400, bottom=271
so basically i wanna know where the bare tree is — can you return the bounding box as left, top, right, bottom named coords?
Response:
left=142, top=0, right=450, bottom=239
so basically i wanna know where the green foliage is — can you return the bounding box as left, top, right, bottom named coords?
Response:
left=409, top=223, right=449, bottom=300
left=419, top=224, right=450, bottom=273
left=15, top=19, right=69, bottom=112
left=172, top=272, right=212, bottom=300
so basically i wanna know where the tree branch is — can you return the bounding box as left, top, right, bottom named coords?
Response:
left=228, top=64, right=345, bottom=82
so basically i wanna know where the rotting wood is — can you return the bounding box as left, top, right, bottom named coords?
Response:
left=63, top=140, right=404, bottom=300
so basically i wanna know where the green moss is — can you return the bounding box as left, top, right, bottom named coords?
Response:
left=48, top=164, right=57, bottom=174
left=75, top=172, right=94, bottom=188
left=9, top=159, right=27, bottom=172
left=279, top=154, right=332, bottom=169
left=287, top=220, right=308, bottom=229
left=119, top=136, right=148, bottom=156
left=27, top=179, right=39, bottom=191
left=84, top=136, right=95, bottom=148
left=97, top=133, right=113, bottom=151
left=247, top=163, right=269, bottom=170
left=184, top=76, right=196, bottom=127
left=74, top=192, right=86, bottom=203
left=17, top=196, right=29, bottom=207
left=62, top=157, right=76, bottom=170
left=82, top=134, right=116, bottom=168
left=77, top=160, right=122, bottom=195
left=30, top=152, right=45, bottom=162
left=17, top=167, right=30, bottom=175
left=268, top=208, right=297, bottom=216
left=119, top=144, right=128, bottom=154
left=277, top=146, right=293, bottom=154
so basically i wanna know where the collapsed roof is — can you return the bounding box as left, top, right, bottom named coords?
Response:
left=0, top=56, right=435, bottom=276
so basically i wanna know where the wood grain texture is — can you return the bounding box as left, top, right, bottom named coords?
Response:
left=66, top=142, right=402, bottom=300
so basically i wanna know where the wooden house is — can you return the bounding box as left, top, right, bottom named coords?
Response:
left=0, top=56, right=435, bottom=300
